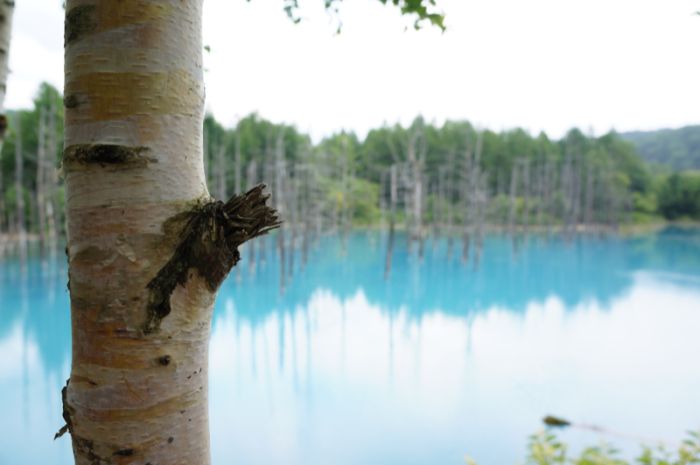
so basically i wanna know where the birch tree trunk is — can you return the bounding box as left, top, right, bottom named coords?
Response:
left=58, top=2, right=278, bottom=464
left=0, top=0, right=13, bottom=148
left=0, top=0, right=12, bottom=250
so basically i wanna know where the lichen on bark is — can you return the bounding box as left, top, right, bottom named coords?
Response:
left=63, top=144, right=155, bottom=168
left=65, top=4, right=95, bottom=45
left=144, top=184, right=281, bottom=333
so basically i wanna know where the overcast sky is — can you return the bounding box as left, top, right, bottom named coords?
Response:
left=7, top=0, right=700, bottom=140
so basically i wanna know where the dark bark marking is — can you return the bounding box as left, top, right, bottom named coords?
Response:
left=57, top=378, right=131, bottom=464
left=63, top=144, right=155, bottom=168
left=64, top=94, right=80, bottom=109
left=143, top=184, right=281, bottom=333
left=65, top=5, right=96, bottom=45
left=0, top=114, right=7, bottom=140
left=157, top=355, right=171, bottom=366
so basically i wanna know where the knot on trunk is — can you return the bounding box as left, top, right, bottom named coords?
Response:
left=144, top=184, right=280, bottom=333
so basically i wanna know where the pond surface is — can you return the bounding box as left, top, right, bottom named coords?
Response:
left=2, top=229, right=700, bottom=464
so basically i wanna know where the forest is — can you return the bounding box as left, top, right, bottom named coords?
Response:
left=622, top=125, right=700, bottom=170
left=1, top=83, right=698, bottom=261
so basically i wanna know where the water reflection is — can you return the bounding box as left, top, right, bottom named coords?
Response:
left=1, top=229, right=699, bottom=464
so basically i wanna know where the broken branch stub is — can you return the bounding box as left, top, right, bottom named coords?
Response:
left=144, top=184, right=281, bottom=333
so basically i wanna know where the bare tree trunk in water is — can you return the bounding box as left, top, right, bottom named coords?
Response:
left=246, top=160, right=258, bottom=274
left=461, top=144, right=473, bottom=264
left=300, top=163, right=310, bottom=270
left=466, top=132, right=483, bottom=263
left=216, top=144, right=226, bottom=202
left=445, top=152, right=455, bottom=258
left=473, top=174, right=487, bottom=271
left=570, top=152, right=582, bottom=237
left=384, top=164, right=397, bottom=280
left=14, top=115, right=27, bottom=265
left=36, top=105, right=48, bottom=255
left=288, top=166, right=297, bottom=278
left=521, top=158, right=530, bottom=237
left=508, top=159, right=519, bottom=241
left=46, top=102, right=59, bottom=258
left=584, top=165, right=594, bottom=228
left=275, top=131, right=286, bottom=292
left=234, top=134, right=241, bottom=199
left=57, top=2, right=279, bottom=464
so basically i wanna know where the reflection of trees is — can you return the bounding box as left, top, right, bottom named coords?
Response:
left=0, top=257, right=70, bottom=382
left=2, top=228, right=700, bottom=382
left=221, top=230, right=700, bottom=327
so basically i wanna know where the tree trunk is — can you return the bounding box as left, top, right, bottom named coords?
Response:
left=14, top=114, right=27, bottom=264
left=216, top=144, right=226, bottom=201
left=46, top=101, right=59, bottom=258
left=0, top=0, right=13, bottom=148
left=384, top=164, right=397, bottom=279
left=58, top=2, right=278, bottom=464
left=0, top=0, right=12, bottom=249
left=36, top=105, right=48, bottom=255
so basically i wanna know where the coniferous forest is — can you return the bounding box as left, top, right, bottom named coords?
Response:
left=1, top=83, right=698, bottom=260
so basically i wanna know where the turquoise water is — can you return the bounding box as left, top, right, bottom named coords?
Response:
left=2, top=229, right=700, bottom=464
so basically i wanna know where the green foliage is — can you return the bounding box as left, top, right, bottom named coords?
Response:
left=274, top=0, right=445, bottom=31
left=622, top=126, right=700, bottom=170
left=468, top=430, right=700, bottom=465
left=3, top=83, right=700, bottom=236
left=526, top=431, right=568, bottom=465
left=657, top=172, right=700, bottom=220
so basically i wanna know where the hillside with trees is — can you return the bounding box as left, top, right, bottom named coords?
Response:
left=622, top=125, right=700, bottom=170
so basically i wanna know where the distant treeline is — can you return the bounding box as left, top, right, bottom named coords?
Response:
left=1, top=83, right=699, bottom=257
left=622, top=125, right=700, bottom=170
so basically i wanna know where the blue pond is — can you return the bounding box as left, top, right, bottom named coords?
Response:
left=2, top=229, right=700, bottom=464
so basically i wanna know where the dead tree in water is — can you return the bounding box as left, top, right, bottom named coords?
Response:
left=234, top=134, right=242, bottom=196
left=274, top=131, right=287, bottom=292
left=216, top=144, right=227, bottom=202
left=299, top=161, right=313, bottom=270
left=535, top=158, right=549, bottom=231
left=570, top=151, right=582, bottom=236
left=521, top=158, right=530, bottom=237
left=246, top=160, right=258, bottom=273
left=384, top=164, right=398, bottom=279
left=473, top=173, right=487, bottom=271
left=340, top=138, right=353, bottom=251
left=561, top=147, right=575, bottom=238
left=445, top=151, right=455, bottom=258
left=508, top=159, right=519, bottom=243
left=36, top=105, right=47, bottom=255
left=287, top=165, right=298, bottom=278
left=14, top=115, right=27, bottom=266
left=45, top=102, right=59, bottom=258
left=583, top=164, right=595, bottom=228
left=461, top=131, right=482, bottom=264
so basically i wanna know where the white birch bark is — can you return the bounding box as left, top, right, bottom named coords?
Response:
left=0, top=0, right=12, bottom=252
left=59, top=2, right=278, bottom=464
left=0, top=0, right=13, bottom=147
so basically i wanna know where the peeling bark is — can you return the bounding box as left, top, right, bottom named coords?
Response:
left=144, top=185, right=279, bottom=333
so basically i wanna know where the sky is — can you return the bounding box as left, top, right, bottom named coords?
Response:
left=7, top=0, right=700, bottom=141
